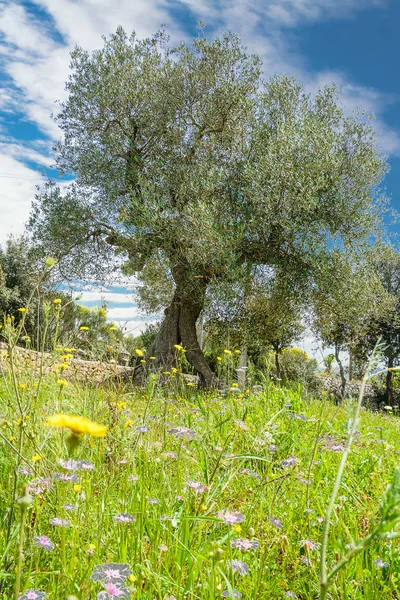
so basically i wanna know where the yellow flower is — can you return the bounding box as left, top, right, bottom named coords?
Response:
left=32, top=454, right=42, bottom=463
left=109, top=325, right=118, bottom=331
left=117, top=401, right=127, bottom=410
left=74, top=484, right=82, bottom=493
left=79, top=326, right=89, bottom=331
left=223, top=349, right=232, bottom=356
left=140, top=359, right=146, bottom=364
left=18, top=307, right=27, bottom=313
left=53, top=298, right=62, bottom=305
left=56, top=379, right=68, bottom=386
left=19, top=384, right=27, bottom=391
left=128, top=575, right=137, bottom=584
left=163, top=371, right=171, bottom=375
left=125, top=419, right=134, bottom=428
left=9, top=436, right=15, bottom=442
left=135, top=348, right=144, bottom=357
left=17, top=418, right=23, bottom=426
left=174, top=344, right=185, bottom=352
left=217, top=356, right=222, bottom=361
left=235, top=524, right=242, bottom=533
left=149, top=356, right=156, bottom=361
left=171, top=367, right=178, bottom=373
left=231, top=383, right=239, bottom=388
left=107, top=346, right=114, bottom=352
left=234, top=349, right=241, bottom=355
left=187, top=382, right=195, bottom=387
left=45, top=414, right=108, bottom=438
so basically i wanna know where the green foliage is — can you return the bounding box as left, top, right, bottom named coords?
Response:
left=28, top=27, right=390, bottom=380
left=270, top=347, right=321, bottom=392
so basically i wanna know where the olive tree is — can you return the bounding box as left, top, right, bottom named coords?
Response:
left=29, top=28, right=388, bottom=386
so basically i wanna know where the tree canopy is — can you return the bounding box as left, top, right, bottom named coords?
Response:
left=29, top=28, right=388, bottom=385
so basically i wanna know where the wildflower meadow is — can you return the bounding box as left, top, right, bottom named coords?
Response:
left=3, top=338, right=400, bottom=600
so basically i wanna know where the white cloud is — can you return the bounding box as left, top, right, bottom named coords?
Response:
left=0, top=154, right=45, bottom=244
left=74, top=290, right=137, bottom=304
left=0, top=0, right=398, bottom=253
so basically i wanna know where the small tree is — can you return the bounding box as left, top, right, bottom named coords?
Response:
left=312, top=250, right=393, bottom=398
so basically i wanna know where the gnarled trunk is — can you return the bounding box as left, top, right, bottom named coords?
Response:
left=146, top=261, right=216, bottom=387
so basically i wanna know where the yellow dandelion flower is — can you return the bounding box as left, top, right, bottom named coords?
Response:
left=56, top=379, right=68, bottom=386
left=187, top=382, right=195, bottom=387
left=18, top=307, right=27, bottom=313
left=109, top=325, right=118, bottom=331
left=19, top=384, right=27, bottom=391
left=140, top=359, right=146, bottom=364
left=117, top=401, right=127, bottom=410
left=79, top=326, right=89, bottom=331
left=32, top=454, right=42, bottom=463
left=9, top=436, right=15, bottom=442
left=217, top=356, right=222, bottom=361
left=223, top=349, right=232, bottom=356
left=235, top=524, right=242, bottom=533
left=53, top=298, right=62, bottom=305
left=45, top=414, right=108, bottom=438
left=135, top=348, right=144, bottom=357
left=234, top=349, right=241, bottom=355
left=163, top=371, right=171, bottom=375
left=149, top=356, right=156, bottom=361
left=173, top=344, right=185, bottom=352
left=74, top=484, right=82, bottom=493
left=231, top=383, right=239, bottom=388
left=125, top=419, right=134, bottom=428
left=128, top=575, right=137, bottom=584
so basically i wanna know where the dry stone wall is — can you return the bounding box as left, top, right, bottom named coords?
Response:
left=0, top=341, right=133, bottom=384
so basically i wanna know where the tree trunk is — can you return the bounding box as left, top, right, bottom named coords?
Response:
left=334, top=342, right=346, bottom=401
left=386, top=355, right=395, bottom=407
left=348, top=347, right=353, bottom=381
left=275, top=349, right=281, bottom=385
left=146, top=262, right=216, bottom=388
left=238, top=346, right=247, bottom=391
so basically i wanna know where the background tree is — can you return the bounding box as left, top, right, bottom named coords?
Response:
left=312, top=250, right=393, bottom=398
left=29, top=28, right=388, bottom=386
left=356, top=247, right=400, bottom=405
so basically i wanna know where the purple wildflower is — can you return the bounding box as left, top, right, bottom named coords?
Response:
left=91, top=563, right=132, bottom=583
left=97, top=581, right=130, bottom=598
left=235, top=420, right=249, bottom=431
left=77, top=460, right=95, bottom=471
left=301, top=540, right=319, bottom=551
left=374, top=559, right=389, bottom=568
left=49, top=517, right=70, bottom=527
left=53, top=473, right=79, bottom=483
left=158, top=544, right=169, bottom=551
left=147, top=498, right=159, bottom=505
left=269, top=516, right=282, bottom=529
left=222, top=590, right=242, bottom=598
left=27, top=478, right=51, bottom=495
left=217, top=511, right=246, bottom=525
left=135, top=426, right=150, bottom=433
left=280, top=456, right=299, bottom=468
left=113, top=513, right=135, bottom=524
left=63, top=504, right=77, bottom=511
left=228, top=559, right=249, bottom=575
left=230, top=538, right=259, bottom=551
left=18, top=466, right=32, bottom=476
left=186, top=480, right=209, bottom=494
left=284, top=592, right=297, bottom=598
left=33, top=536, right=55, bottom=552
left=128, top=475, right=138, bottom=482
left=163, top=452, right=178, bottom=459
left=18, top=592, right=46, bottom=600
left=167, top=427, right=196, bottom=440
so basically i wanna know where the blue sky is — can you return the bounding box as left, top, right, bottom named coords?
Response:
left=0, top=0, right=399, bottom=342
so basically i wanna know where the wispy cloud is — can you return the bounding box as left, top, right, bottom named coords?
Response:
left=0, top=0, right=398, bottom=249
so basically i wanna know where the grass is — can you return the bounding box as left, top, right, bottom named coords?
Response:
left=2, top=365, right=400, bottom=599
